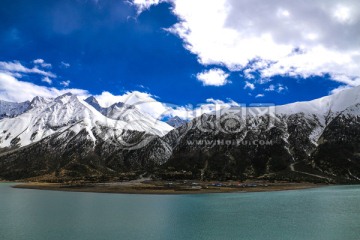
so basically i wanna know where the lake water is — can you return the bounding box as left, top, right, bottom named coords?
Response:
left=1, top=183, right=360, bottom=240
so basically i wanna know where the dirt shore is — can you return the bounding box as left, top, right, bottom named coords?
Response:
left=12, top=180, right=325, bottom=195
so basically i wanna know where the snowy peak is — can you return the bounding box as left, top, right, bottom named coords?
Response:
left=166, top=116, right=187, bottom=128
left=0, top=100, right=31, bottom=119
left=30, top=96, right=52, bottom=108
left=83, top=95, right=173, bottom=135
left=84, top=96, right=102, bottom=111
left=84, top=95, right=127, bottom=115
left=109, top=102, right=125, bottom=108
left=54, top=92, right=78, bottom=104
left=327, top=86, right=360, bottom=113
left=0, top=94, right=100, bottom=148
left=338, top=103, right=360, bottom=117
left=276, top=85, right=360, bottom=116
left=122, top=92, right=145, bottom=105
left=0, top=86, right=358, bottom=149
left=0, top=93, right=173, bottom=148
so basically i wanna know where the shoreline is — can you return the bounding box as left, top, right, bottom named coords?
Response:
left=12, top=181, right=326, bottom=195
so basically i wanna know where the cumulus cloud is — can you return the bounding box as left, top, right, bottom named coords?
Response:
left=94, top=91, right=240, bottom=120
left=265, top=84, right=275, bottom=92
left=0, top=60, right=56, bottom=78
left=244, top=81, right=255, bottom=90
left=42, top=76, right=52, bottom=85
left=265, top=83, right=286, bottom=93
left=0, top=73, right=88, bottom=102
left=0, top=59, right=241, bottom=120
left=133, top=0, right=360, bottom=87
left=0, top=72, right=258, bottom=121
left=60, top=80, right=70, bottom=87
left=95, top=91, right=172, bottom=119
left=131, top=0, right=165, bottom=12
left=95, top=91, right=195, bottom=120
left=95, top=91, right=150, bottom=108
left=33, top=59, right=52, bottom=68
left=196, top=68, right=230, bottom=86
left=0, top=63, right=236, bottom=121
left=277, top=84, right=286, bottom=92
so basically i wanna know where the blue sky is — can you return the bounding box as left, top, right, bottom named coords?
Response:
left=0, top=0, right=359, bottom=111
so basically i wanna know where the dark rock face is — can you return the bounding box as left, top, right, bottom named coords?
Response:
left=159, top=107, right=360, bottom=183
left=311, top=106, right=360, bottom=183
left=166, top=116, right=187, bottom=128
left=0, top=127, right=171, bottom=181
left=161, top=113, right=299, bottom=181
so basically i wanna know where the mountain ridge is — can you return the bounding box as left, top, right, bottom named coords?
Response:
left=0, top=87, right=360, bottom=182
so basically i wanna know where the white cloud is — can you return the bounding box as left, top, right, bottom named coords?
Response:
left=265, top=84, right=275, bottom=92
left=60, top=61, right=70, bottom=68
left=0, top=72, right=259, bottom=121
left=131, top=0, right=165, bottom=12
left=255, top=94, right=265, bottom=98
left=134, top=0, right=360, bottom=87
left=33, top=59, right=44, bottom=64
left=277, top=8, right=291, bottom=18
left=60, top=80, right=70, bottom=87
left=277, top=84, right=286, bottom=92
left=196, top=68, right=230, bottom=86
left=95, top=91, right=145, bottom=108
left=33, top=59, right=52, bottom=68
left=0, top=73, right=88, bottom=102
left=95, top=91, right=172, bottom=119
left=244, top=81, right=255, bottom=90
left=265, top=83, right=287, bottom=93
left=243, top=69, right=255, bottom=79
left=95, top=91, right=191, bottom=120
left=168, top=98, right=239, bottom=120
left=0, top=62, right=229, bottom=121
left=333, top=5, right=352, bottom=24
left=94, top=91, right=241, bottom=120
left=42, top=76, right=52, bottom=85
left=0, top=61, right=56, bottom=78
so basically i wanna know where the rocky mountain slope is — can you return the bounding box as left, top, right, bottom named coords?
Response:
left=162, top=86, right=360, bottom=183
left=0, top=87, right=360, bottom=183
left=0, top=93, right=173, bottom=181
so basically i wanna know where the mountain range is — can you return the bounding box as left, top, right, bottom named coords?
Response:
left=0, top=87, right=360, bottom=183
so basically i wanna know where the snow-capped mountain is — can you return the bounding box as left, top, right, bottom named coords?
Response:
left=0, top=93, right=172, bottom=149
left=0, top=86, right=360, bottom=183
left=0, top=100, right=30, bottom=120
left=84, top=95, right=173, bottom=136
left=164, top=86, right=360, bottom=183
left=276, top=85, right=360, bottom=116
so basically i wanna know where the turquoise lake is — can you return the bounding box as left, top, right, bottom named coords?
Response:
left=1, top=183, right=360, bottom=240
